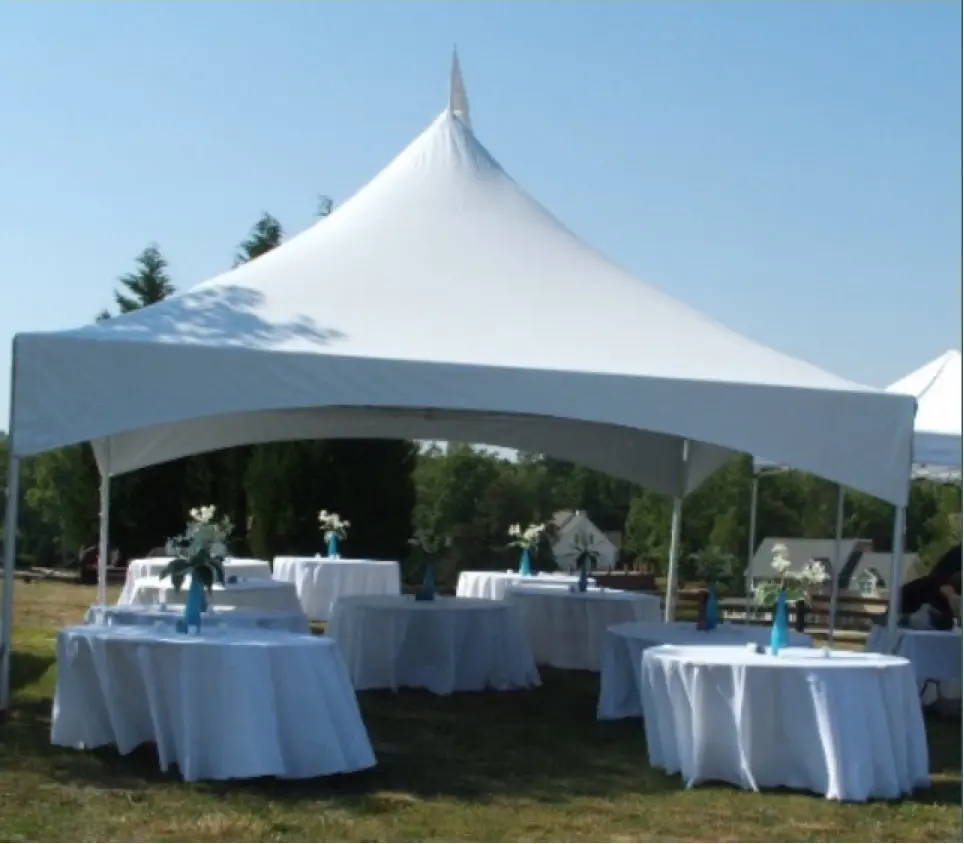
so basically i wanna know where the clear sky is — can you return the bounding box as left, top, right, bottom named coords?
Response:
left=1, top=1, right=961, bottom=428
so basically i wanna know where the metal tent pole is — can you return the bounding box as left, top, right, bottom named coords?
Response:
left=663, top=439, right=690, bottom=623
left=886, top=507, right=907, bottom=653
left=744, top=471, right=760, bottom=624
left=1, top=455, right=20, bottom=718
left=825, top=485, right=845, bottom=649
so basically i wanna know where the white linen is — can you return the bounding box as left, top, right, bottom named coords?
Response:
left=118, top=557, right=271, bottom=605
left=866, top=626, right=962, bottom=704
left=326, top=595, right=540, bottom=694
left=598, top=621, right=813, bottom=720
left=125, top=577, right=302, bottom=614
left=273, top=557, right=402, bottom=622
left=85, top=604, right=310, bottom=635
left=456, top=570, right=591, bottom=601
left=641, top=645, right=930, bottom=802
left=52, top=624, right=376, bottom=782
left=504, top=586, right=662, bottom=671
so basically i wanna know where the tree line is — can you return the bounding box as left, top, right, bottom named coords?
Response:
left=0, top=203, right=959, bottom=588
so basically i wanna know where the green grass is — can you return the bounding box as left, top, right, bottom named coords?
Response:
left=1, top=581, right=961, bottom=842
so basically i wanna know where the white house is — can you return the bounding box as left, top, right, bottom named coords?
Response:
left=550, top=510, right=619, bottom=572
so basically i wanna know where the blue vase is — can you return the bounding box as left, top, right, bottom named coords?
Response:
left=706, top=584, right=719, bottom=631
left=327, top=534, right=339, bottom=558
left=577, top=565, right=589, bottom=593
left=184, top=576, right=206, bottom=632
left=770, top=591, right=790, bottom=654
left=416, top=559, right=436, bottom=601
left=519, top=548, right=531, bottom=576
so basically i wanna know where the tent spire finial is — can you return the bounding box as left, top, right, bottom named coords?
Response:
left=450, top=47, right=471, bottom=128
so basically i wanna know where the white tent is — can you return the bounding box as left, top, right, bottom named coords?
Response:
left=887, top=349, right=962, bottom=481
left=744, top=350, right=961, bottom=646
left=1, top=63, right=916, bottom=712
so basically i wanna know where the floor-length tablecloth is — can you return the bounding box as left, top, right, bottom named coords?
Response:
left=125, top=578, right=302, bottom=614
left=640, top=645, right=930, bottom=802
left=503, top=586, right=662, bottom=671
left=326, top=595, right=540, bottom=694
left=598, top=621, right=813, bottom=719
left=456, top=571, right=593, bottom=601
left=273, top=557, right=401, bottom=622
left=52, top=625, right=376, bottom=781
left=85, top=604, right=311, bottom=635
left=118, top=558, right=271, bottom=605
left=866, top=625, right=962, bottom=704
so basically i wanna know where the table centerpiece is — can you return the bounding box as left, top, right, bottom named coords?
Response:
left=159, top=505, right=232, bottom=633
left=753, top=543, right=827, bottom=654
left=507, top=522, right=546, bottom=576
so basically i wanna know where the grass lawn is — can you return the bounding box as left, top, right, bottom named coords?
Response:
left=0, top=581, right=961, bottom=842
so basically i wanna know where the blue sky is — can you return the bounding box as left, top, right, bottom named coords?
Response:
left=1, top=1, right=960, bottom=427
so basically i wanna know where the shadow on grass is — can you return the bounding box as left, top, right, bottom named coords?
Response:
left=10, top=650, right=55, bottom=694
left=3, top=664, right=961, bottom=810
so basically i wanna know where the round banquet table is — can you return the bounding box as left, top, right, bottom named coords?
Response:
left=503, top=585, right=663, bottom=671
left=52, top=624, right=376, bottom=782
left=598, top=621, right=813, bottom=720
left=125, top=577, right=302, bottom=614
left=326, top=595, right=541, bottom=694
left=865, top=625, right=962, bottom=704
left=456, top=570, right=593, bottom=601
left=85, top=604, right=311, bottom=635
left=640, top=645, right=930, bottom=802
left=273, top=557, right=402, bottom=622
left=118, top=557, right=271, bottom=605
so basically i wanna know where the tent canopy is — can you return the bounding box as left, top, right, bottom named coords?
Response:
left=8, top=104, right=915, bottom=504
left=887, top=349, right=962, bottom=480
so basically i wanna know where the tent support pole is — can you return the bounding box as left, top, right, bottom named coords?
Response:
left=664, top=439, right=689, bottom=623
left=664, top=497, right=683, bottom=622
left=1, top=454, right=20, bottom=720
left=886, top=506, right=906, bottom=653
left=744, top=470, right=760, bottom=624
left=97, top=441, right=111, bottom=608
left=826, top=485, right=845, bottom=649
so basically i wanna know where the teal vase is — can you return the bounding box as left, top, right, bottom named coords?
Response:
left=184, top=576, right=206, bottom=632
left=519, top=548, right=531, bottom=576
left=416, top=559, right=436, bottom=601
left=577, top=564, right=589, bottom=593
left=327, top=534, right=339, bottom=558
left=770, top=591, right=790, bottom=653
left=706, top=584, right=719, bottom=630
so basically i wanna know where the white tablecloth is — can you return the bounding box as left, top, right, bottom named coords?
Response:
left=598, top=621, right=814, bottom=720
left=118, top=558, right=271, bottom=605
left=641, top=645, right=930, bottom=802
left=273, top=557, right=402, bottom=622
left=125, top=577, right=302, bottom=614
left=326, top=595, right=540, bottom=694
left=456, top=571, right=592, bottom=601
left=866, top=625, right=962, bottom=704
left=85, top=604, right=311, bottom=635
left=503, top=586, right=663, bottom=671
left=52, top=624, right=376, bottom=781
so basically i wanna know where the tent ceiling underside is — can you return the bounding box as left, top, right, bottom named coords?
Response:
left=11, top=334, right=915, bottom=504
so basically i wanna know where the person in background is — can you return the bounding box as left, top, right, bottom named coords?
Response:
left=897, top=543, right=962, bottom=630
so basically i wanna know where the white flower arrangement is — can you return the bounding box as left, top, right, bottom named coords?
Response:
left=507, top=522, right=546, bottom=551
left=318, top=510, right=350, bottom=541
left=753, top=542, right=827, bottom=606
left=160, top=505, right=233, bottom=591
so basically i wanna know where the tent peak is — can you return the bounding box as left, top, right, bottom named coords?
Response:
left=449, top=48, right=471, bottom=128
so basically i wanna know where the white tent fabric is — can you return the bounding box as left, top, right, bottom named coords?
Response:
left=886, top=349, right=961, bottom=481
left=753, top=349, right=961, bottom=482
left=7, top=108, right=916, bottom=504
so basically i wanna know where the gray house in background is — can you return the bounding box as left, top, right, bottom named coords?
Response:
left=751, top=537, right=918, bottom=596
